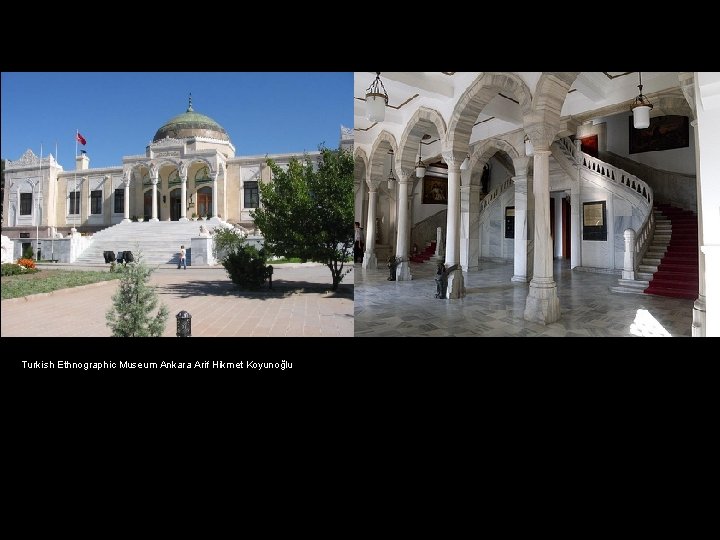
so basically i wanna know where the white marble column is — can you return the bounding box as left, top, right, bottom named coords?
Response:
left=524, top=148, right=560, bottom=324
left=212, top=171, right=219, bottom=217
left=511, top=156, right=530, bottom=282
left=571, top=140, right=582, bottom=269
left=443, top=152, right=465, bottom=299
left=150, top=172, right=159, bottom=222
left=690, top=120, right=706, bottom=336
left=179, top=171, right=188, bottom=222
left=460, top=183, right=481, bottom=272
left=355, top=179, right=366, bottom=225
left=363, top=185, right=378, bottom=269
left=395, top=170, right=412, bottom=281
left=678, top=73, right=705, bottom=335
left=123, top=180, right=131, bottom=222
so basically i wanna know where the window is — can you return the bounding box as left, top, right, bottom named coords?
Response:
left=91, top=190, right=103, bottom=215
left=244, top=181, right=259, bottom=209
left=20, top=193, right=33, bottom=215
left=114, top=189, right=124, bottom=213
left=69, top=192, right=80, bottom=215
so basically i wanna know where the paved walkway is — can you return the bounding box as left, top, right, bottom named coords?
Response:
left=355, top=259, right=693, bottom=337
left=1, top=263, right=354, bottom=337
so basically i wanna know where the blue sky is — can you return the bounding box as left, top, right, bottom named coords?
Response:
left=1, top=72, right=353, bottom=170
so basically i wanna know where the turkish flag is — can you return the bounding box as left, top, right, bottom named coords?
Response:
left=76, top=132, right=87, bottom=145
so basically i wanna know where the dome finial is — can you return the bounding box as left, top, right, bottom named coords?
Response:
left=187, top=92, right=193, bottom=112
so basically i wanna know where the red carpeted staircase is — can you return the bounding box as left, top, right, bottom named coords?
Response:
left=644, top=204, right=699, bottom=300
left=410, top=241, right=436, bottom=263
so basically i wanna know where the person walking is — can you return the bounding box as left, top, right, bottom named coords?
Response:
left=178, top=245, right=187, bottom=270
left=354, top=222, right=365, bottom=263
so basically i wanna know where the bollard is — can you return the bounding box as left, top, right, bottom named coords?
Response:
left=267, top=265, right=273, bottom=290
left=176, top=310, right=192, bottom=337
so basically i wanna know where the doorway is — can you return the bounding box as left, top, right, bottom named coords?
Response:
left=196, top=187, right=212, bottom=218
left=169, top=188, right=182, bottom=221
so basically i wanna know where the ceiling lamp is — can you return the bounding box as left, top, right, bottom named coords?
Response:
left=524, top=135, right=534, bottom=157
left=387, top=150, right=396, bottom=189
left=366, top=72, right=389, bottom=123
left=460, top=153, right=470, bottom=171
left=415, top=137, right=426, bottom=178
left=631, top=72, right=653, bottom=129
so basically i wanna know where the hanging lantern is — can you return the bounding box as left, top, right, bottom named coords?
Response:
left=631, top=72, right=653, bottom=129
left=366, top=72, right=389, bottom=123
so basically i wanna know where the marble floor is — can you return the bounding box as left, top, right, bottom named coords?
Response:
left=354, top=259, right=694, bottom=337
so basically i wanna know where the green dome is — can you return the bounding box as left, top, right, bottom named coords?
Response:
left=153, top=97, right=229, bottom=142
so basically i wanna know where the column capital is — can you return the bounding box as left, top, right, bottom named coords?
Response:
left=441, top=150, right=465, bottom=169
left=512, top=156, right=530, bottom=177
left=524, top=122, right=557, bottom=151
left=397, top=168, right=414, bottom=183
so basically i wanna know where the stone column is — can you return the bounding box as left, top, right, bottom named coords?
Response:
left=212, top=171, right=219, bottom=217
left=524, top=144, right=560, bottom=324
left=443, top=151, right=465, bottom=299
left=355, top=179, right=366, bottom=225
left=691, top=120, right=706, bottom=336
left=150, top=171, right=159, bottom=222
left=511, top=156, right=530, bottom=282
left=123, top=178, right=131, bottom=222
left=363, top=184, right=378, bottom=269
left=395, top=169, right=413, bottom=281
left=571, top=139, right=582, bottom=269
left=460, top=181, right=481, bottom=272
left=179, top=170, right=188, bottom=222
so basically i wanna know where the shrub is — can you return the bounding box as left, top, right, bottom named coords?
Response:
left=18, top=258, right=36, bottom=270
left=1, top=263, right=23, bottom=276
left=22, top=245, right=34, bottom=259
left=212, top=226, right=246, bottom=262
left=106, top=252, right=169, bottom=337
left=222, top=244, right=269, bottom=290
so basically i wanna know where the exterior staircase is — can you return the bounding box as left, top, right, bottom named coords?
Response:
left=73, top=219, right=223, bottom=266
left=643, top=204, right=699, bottom=299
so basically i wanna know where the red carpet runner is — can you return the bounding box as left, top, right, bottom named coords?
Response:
left=644, top=204, right=699, bottom=300
left=410, top=241, right=436, bottom=263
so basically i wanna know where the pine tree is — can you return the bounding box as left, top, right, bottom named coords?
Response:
left=106, top=252, right=169, bottom=337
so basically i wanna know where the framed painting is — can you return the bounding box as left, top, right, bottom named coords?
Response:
left=583, top=201, right=607, bottom=241
left=580, top=134, right=599, bottom=158
left=422, top=177, right=448, bottom=205
left=629, top=115, right=689, bottom=154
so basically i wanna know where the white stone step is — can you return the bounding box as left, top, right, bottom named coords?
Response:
left=642, top=257, right=662, bottom=266
left=637, top=271, right=655, bottom=280
left=639, top=264, right=658, bottom=273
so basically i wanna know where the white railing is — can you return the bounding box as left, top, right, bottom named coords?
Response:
left=633, top=210, right=655, bottom=271
left=557, top=137, right=656, bottom=280
left=558, top=137, right=653, bottom=208
left=479, top=176, right=513, bottom=214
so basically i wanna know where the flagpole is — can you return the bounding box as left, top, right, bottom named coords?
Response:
left=74, top=129, right=78, bottom=229
left=53, top=141, right=58, bottom=261
left=37, top=143, right=42, bottom=262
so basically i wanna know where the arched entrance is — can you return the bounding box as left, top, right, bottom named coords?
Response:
left=169, top=188, right=182, bottom=221
left=196, top=186, right=212, bottom=218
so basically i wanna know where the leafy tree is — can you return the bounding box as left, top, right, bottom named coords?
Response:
left=252, top=147, right=353, bottom=290
left=106, top=252, right=169, bottom=337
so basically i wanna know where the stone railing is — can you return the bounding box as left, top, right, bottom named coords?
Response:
left=411, top=209, right=447, bottom=250
left=479, top=175, right=513, bottom=214
left=558, top=137, right=655, bottom=280
left=558, top=137, right=653, bottom=208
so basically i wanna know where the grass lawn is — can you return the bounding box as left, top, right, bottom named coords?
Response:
left=1, top=269, right=122, bottom=300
